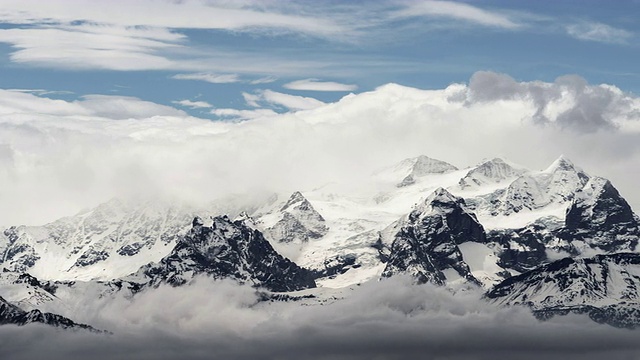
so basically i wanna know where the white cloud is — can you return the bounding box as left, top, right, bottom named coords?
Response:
left=172, top=72, right=240, bottom=84
left=211, top=108, right=278, bottom=120
left=259, top=90, right=325, bottom=110
left=172, top=100, right=213, bottom=109
left=77, top=95, right=188, bottom=119
left=249, top=76, right=278, bottom=85
left=0, top=26, right=180, bottom=71
left=0, top=1, right=355, bottom=73
left=0, top=0, right=346, bottom=37
left=394, top=0, right=520, bottom=29
left=3, top=276, right=640, bottom=360
left=242, top=92, right=262, bottom=108
left=283, top=78, right=358, bottom=92
left=1, top=72, right=640, bottom=226
left=242, top=90, right=325, bottom=110
left=566, top=22, right=633, bottom=44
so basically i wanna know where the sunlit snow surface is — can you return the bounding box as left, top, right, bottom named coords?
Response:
left=0, top=155, right=618, bottom=291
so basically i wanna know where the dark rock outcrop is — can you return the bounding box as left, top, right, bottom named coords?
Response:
left=141, top=216, right=316, bottom=292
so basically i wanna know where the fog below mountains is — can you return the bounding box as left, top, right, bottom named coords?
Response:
left=1, top=72, right=639, bottom=226
left=1, top=276, right=638, bottom=360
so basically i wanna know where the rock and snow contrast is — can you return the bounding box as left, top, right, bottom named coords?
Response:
left=1, top=154, right=639, bottom=331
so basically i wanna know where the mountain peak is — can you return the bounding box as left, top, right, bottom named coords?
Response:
left=411, top=155, right=458, bottom=176
left=412, top=188, right=465, bottom=219
left=267, top=191, right=328, bottom=243
left=192, top=216, right=204, bottom=227
left=543, top=155, right=576, bottom=173
left=141, top=215, right=317, bottom=291
left=281, top=191, right=308, bottom=211
left=428, top=187, right=463, bottom=206
left=428, top=187, right=458, bottom=203
left=459, top=157, right=526, bottom=189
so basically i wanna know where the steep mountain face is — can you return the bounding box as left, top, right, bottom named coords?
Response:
left=381, top=188, right=489, bottom=286
left=138, top=216, right=316, bottom=292
left=0, top=198, right=196, bottom=281
left=458, top=158, right=525, bottom=190
left=486, top=253, right=640, bottom=311
left=265, top=191, right=328, bottom=243
left=0, top=295, right=100, bottom=331
left=560, top=176, right=640, bottom=252
left=0, top=271, right=59, bottom=310
left=487, top=220, right=558, bottom=273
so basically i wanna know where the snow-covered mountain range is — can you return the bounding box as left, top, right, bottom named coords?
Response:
left=1, top=154, right=639, bottom=330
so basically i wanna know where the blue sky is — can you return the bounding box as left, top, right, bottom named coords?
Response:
left=0, top=0, right=638, bottom=120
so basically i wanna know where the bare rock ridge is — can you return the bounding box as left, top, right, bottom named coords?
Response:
left=0, top=295, right=101, bottom=332
left=485, top=252, right=640, bottom=328
left=381, top=188, right=486, bottom=286
left=138, top=215, right=317, bottom=292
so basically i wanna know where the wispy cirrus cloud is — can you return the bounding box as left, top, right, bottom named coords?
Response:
left=173, top=100, right=213, bottom=109
left=566, top=22, right=633, bottom=44
left=243, top=89, right=325, bottom=110
left=283, top=78, right=358, bottom=92
left=249, top=76, right=278, bottom=85
left=393, top=0, right=520, bottom=29
left=0, top=0, right=347, bottom=37
left=172, top=72, right=241, bottom=84
left=0, top=25, right=181, bottom=71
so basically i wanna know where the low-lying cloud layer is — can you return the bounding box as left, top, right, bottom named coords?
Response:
left=0, top=71, right=639, bottom=225
left=1, top=276, right=639, bottom=360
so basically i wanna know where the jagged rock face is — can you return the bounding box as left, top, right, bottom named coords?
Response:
left=141, top=216, right=316, bottom=292
left=486, top=253, right=640, bottom=310
left=0, top=295, right=100, bottom=331
left=488, top=224, right=550, bottom=273
left=561, top=177, right=640, bottom=252
left=267, top=191, right=328, bottom=243
left=311, top=254, right=360, bottom=279
left=459, top=158, right=525, bottom=189
left=382, top=188, right=486, bottom=286
left=533, top=303, right=640, bottom=329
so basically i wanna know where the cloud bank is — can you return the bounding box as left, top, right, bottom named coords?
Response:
left=0, top=71, right=639, bottom=226
left=2, top=276, right=640, bottom=360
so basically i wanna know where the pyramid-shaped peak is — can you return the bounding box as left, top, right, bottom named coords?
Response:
left=412, top=187, right=464, bottom=217
left=411, top=155, right=458, bottom=176
left=543, top=155, right=576, bottom=173
left=281, top=191, right=312, bottom=211
left=426, top=187, right=460, bottom=204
